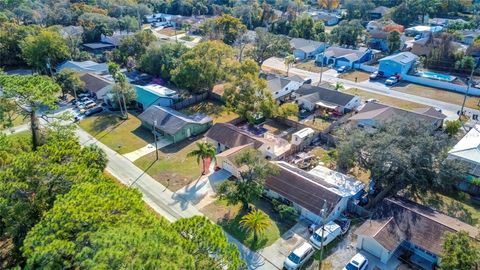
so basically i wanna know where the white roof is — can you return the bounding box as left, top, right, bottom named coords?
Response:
left=293, top=242, right=313, bottom=256
left=141, top=84, right=177, bottom=97
left=293, top=128, right=315, bottom=139
left=314, top=221, right=340, bottom=235
left=309, top=165, right=365, bottom=197
left=448, top=125, right=480, bottom=164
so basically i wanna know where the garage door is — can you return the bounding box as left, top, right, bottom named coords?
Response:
left=361, top=237, right=384, bottom=259
left=222, top=160, right=236, bottom=176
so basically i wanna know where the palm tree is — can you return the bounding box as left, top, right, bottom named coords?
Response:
left=334, top=82, right=344, bottom=91
left=239, top=209, right=270, bottom=244
left=284, top=54, right=295, bottom=76
left=187, top=142, right=217, bottom=175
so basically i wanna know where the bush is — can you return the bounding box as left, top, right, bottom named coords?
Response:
left=271, top=199, right=299, bottom=222
left=445, top=120, right=462, bottom=136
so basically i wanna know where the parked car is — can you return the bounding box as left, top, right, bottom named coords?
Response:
left=79, top=100, right=96, bottom=110
left=84, top=106, right=103, bottom=116
left=385, top=76, right=399, bottom=85
left=78, top=93, right=91, bottom=98
left=344, top=253, right=368, bottom=270
left=298, top=109, right=311, bottom=119
left=309, top=221, right=342, bottom=249
left=284, top=242, right=315, bottom=270
left=369, top=71, right=384, bottom=80
left=336, top=66, right=348, bottom=73
left=366, top=98, right=378, bottom=103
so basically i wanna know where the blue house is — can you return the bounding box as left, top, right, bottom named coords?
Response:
left=378, top=52, right=418, bottom=77
left=317, top=46, right=374, bottom=68
left=134, top=84, right=180, bottom=110
left=290, top=38, right=326, bottom=60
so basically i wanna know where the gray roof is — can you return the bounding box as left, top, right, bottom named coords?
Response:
left=296, top=85, right=357, bottom=107
left=268, top=77, right=292, bottom=92
left=138, top=106, right=212, bottom=135
left=324, top=46, right=370, bottom=61
left=379, top=52, right=418, bottom=65
left=80, top=73, right=112, bottom=93
left=205, top=123, right=264, bottom=149
left=369, top=6, right=389, bottom=15
left=313, top=12, right=338, bottom=21
left=350, top=102, right=446, bottom=124
left=288, top=75, right=305, bottom=83
left=57, top=60, right=109, bottom=74
left=290, top=38, right=324, bottom=53
left=83, top=43, right=116, bottom=50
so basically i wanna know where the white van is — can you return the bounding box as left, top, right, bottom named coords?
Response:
left=309, top=221, right=341, bottom=249
left=283, top=242, right=315, bottom=270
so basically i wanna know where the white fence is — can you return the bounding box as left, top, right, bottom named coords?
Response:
left=403, top=74, right=480, bottom=96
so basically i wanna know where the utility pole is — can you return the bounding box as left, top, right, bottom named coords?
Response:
left=317, top=42, right=329, bottom=86
left=318, top=200, right=328, bottom=270
left=459, top=62, right=476, bottom=121
left=153, top=120, right=159, bottom=160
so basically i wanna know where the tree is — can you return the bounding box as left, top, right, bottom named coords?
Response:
left=218, top=149, right=278, bottom=210
left=248, top=28, right=291, bottom=65
left=108, top=62, right=136, bottom=119
left=239, top=209, right=270, bottom=244
left=344, top=0, right=375, bottom=20
left=201, top=14, right=247, bottom=45
left=118, top=15, right=140, bottom=33
left=334, top=82, right=344, bottom=91
left=138, top=43, right=189, bottom=79
left=59, top=26, right=84, bottom=60
left=440, top=231, right=480, bottom=270
left=275, top=103, right=299, bottom=119
left=78, top=12, right=117, bottom=42
left=444, top=120, right=462, bottom=136
left=284, top=54, right=295, bottom=76
left=318, top=0, right=340, bottom=11
left=414, top=0, right=441, bottom=24
left=20, top=29, right=69, bottom=73
left=55, top=69, right=85, bottom=99
left=337, top=118, right=455, bottom=208
left=330, top=20, right=364, bottom=46
left=0, top=22, right=39, bottom=67
left=187, top=142, right=217, bottom=175
left=114, top=30, right=156, bottom=65
left=455, top=56, right=476, bottom=71
left=391, top=1, right=421, bottom=26
left=171, top=41, right=236, bottom=93
left=387, top=30, right=401, bottom=53
left=0, top=74, right=60, bottom=150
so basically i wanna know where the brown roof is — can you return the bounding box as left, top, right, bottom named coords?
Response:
left=266, top=162, right=342, bottom=216
left=356, top=198, right=480, bottom=255
left=80, top=73, right=112, bottom=93
left=216, top=144, right=253, bottom=167
left=212, top=84, right=225, bottom=96
left=205, top=123, right=263, bottom=149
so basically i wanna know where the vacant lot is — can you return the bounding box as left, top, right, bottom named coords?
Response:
left=134, top=137, right=203, bottom=191
left=295, top=60, right=328, bottom=73
left=180, top=100, right=239, bottom=124
left=340, top=71, right=371, bottom=82
left=393, top=83, right=480, bottom=110
left=78, top=113, right=153, bottom=154
left=157, top=28, right=185, bottom=36
left=201, top=198, right=295, bottom=250
left=343, top=88, right=425, bottom=110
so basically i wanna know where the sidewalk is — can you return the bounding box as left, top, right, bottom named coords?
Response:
left=123, top=137, right=172, bottom=162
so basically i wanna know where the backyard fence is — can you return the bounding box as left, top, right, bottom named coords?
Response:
left=403, top=74, right=480, bottom=96
left=171, top=92, right=208, bottom=110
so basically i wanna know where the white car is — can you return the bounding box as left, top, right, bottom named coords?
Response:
left=344, top=253, right=369, bottom=270
left=284, top=242, right=315, bottom=270
left=309, top=221, right=342, bottom=249
left=385, top=76, right=399, bottom=85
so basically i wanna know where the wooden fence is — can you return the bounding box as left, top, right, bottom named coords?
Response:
left=171, top=92, right=208, bottom=110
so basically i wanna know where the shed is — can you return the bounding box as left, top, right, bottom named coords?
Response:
left=291, top=128, right=315, bottom=145
left=134, top=84, right=179, bottom=109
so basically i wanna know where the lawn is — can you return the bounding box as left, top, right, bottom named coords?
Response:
left=134, top=137, right=203, bottom=191
left=157, top=28, right=185, bottom=36
left=180, top=100, right=239, bottom=124
left=392, top=83, right=480, bottom=110
left=78, top=113, right=153, bottom=154
left=262, top=120, right=292, bottom=136
left=340, top=71, right=371, bottom=82
left=288, top=115, right=331, bottom=131
left=201, top=198, right=295, bottom=250
left=180, top=35, right=194, bottom=41
left=343, top=88, right=425, bottom=110
left=295, top=60, right=329, bottom=73
left=0, top=113, right=28, bottom=131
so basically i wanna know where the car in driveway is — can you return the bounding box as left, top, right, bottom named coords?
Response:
left=369, top=71, right=384, bottom=80
left=336, top=66, right=348, bottom=73
left=344, top=253, right=368, bottom=270
left=284, top=242, right=315, bottom=270
left=84, top=106, right=103, bottom=116
left=309, top=221, right=342, bottom=249
left=385, top=76, right=399, bottom=86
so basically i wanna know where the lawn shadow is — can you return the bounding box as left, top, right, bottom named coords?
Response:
left=130, top=159, right=157, bottom=187
left=131, top=125, right=154, bottom=144
left=89, top=113, right=124, bottom=135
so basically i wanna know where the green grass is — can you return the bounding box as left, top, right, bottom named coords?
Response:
left=0, top=113, right=28, bottom=131
left=180, top=100, right=238, bottom=124
left=133, top=137, right=203, bottom=191
left=78, top=113, right=153, bottom=154
left=202, top=198, right=295, bottom=250
left=180, top=35, right=194, bottom=41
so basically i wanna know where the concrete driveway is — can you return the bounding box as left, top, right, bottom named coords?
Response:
left=123, top=136, right=173, bottom=161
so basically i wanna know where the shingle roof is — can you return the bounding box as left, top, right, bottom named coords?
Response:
left=350, top=103, right=446, bottom=124
left=324, top=46, right=369, bottom=61
left=379, top=52, right=418, bottom=65
left=80, top=73, right=112, bottom=93
left=355, top=197, right=479, bottom=255
left=290, top=38, right=324, bottom=53
left=57, top=60, right=109, bottom=73
left=205, top=123, right=264, bottom=149
left=268, top=77, right=292, bottom=92
left=296, top=85, right=357, bottom=107
left=266, top=161, right=342, bottom=215
left=138, top=106, right=212, bottom=135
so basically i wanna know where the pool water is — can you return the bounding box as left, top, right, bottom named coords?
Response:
left=419, top=71, right=456, bottom=82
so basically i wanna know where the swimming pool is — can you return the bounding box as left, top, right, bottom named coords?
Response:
left=419, top=71, right=456, bottom=82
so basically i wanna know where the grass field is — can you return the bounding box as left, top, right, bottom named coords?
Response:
left=134, top=137, right=203, bottom=191
left=180, top=100, right=239, bottom=124
left=295, top=60, right=328, bottom=73
left=340, top=71, right=371, bottom=82
left=393, top=83, right=480, bottom=110
left=343, top=88, right=425, bottom=110
left=78, top=113, right=153, bottom=154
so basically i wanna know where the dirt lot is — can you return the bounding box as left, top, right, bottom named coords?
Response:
left=295, top=60, right=329, bottom=73
left=343, top=88, right=425, bottom=110
left=340, top=71, right=371, bottom=82
left=157, top=28, right=185, bottom=36
left=393, top=82, right=480, bottom=110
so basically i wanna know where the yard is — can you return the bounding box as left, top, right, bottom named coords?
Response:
left=343, top=88, right=425, bottom=110
left=295, top=60, right=329, bottom=73
left=134, top=136, right=203, bottom=192
left=339, top=71, right=371, bottom=82
left=288, top=115, right=331, bottom=131
left=180, top=100, right=239, bottom=124
left=157, top=28, right=185, bottom=37
left=392, top=83, right=480, bottom=110
left=78, top=112, right=153, bottom=154
left=201, top=198, right=296, bottom=250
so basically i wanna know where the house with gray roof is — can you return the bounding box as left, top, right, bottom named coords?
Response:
left=317, top=46, right=374, bottom=68
left=293, top=85, right=361, bottom=114
left=290, top=38, right=326, bottom=60
left=79, top=73, right=113, bottom=100
left=368, top=6, right=390, bottom=20
left=267, top=75, right=304, bottom=100
left=378, top=52, right=418, bottom=77
left=57, top=60, right=109, bottom=74
left=138, top=106, right=212, bottom=143
left=312, top=12, right=340, bottom=26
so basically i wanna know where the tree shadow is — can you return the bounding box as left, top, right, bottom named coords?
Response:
left=131, top=125, right=154, bottom=144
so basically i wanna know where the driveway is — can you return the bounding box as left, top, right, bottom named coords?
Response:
left=123, top=136, right=173, bottom=161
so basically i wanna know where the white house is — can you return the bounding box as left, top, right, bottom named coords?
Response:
left=267, top=75, right=304, bottom=101
left=291, top=128, right=315, bottom=146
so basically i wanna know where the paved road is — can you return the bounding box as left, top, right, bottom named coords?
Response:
left=262, top=57, right=480, bottom=122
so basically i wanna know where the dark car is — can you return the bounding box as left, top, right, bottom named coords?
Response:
left=85, top=106, right=103, bottom=116
left=298, top=109, right=311, bottom=119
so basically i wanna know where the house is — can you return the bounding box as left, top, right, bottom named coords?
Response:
left=448, top=125, right=480, bottom=194
left=312, top=12, right=340, bottom=26
left=290, top=38, right=326, bottom=60
left=57, top=60, right=109, bottom=74
left=317, top=46, right=374, bottom=68
left=368, top=6, right=389, bottom=20
left=79, top=73, right=113, bottom=100
left=267, top=75, right=304, bottom=100
left=82, top=43, right=116, bottom=54
left=138, top=105, right=212, bottom=143
left=215, top=144, right=253, bottom=178
left=356, top=197, right=479, bottom=269
left=368, top=31, right=406, bottom=52
left=405, top=25, right=443, bottom=37
left=205, top=123, right=291, bottom=160
left=293, top=85, right=361, bottom=114
left=461, top=30, right=480, bottom=45
left=134, top=84, right=180, bottom=110
left=349, top=102, right=446, bottom=129
left=265, top=161, right=364, bottom=223
left=101, top=32, right=135, bottom=47
left=378, top=52, right=418, bottom=77
left=412, top=36, right=465, bottom=57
